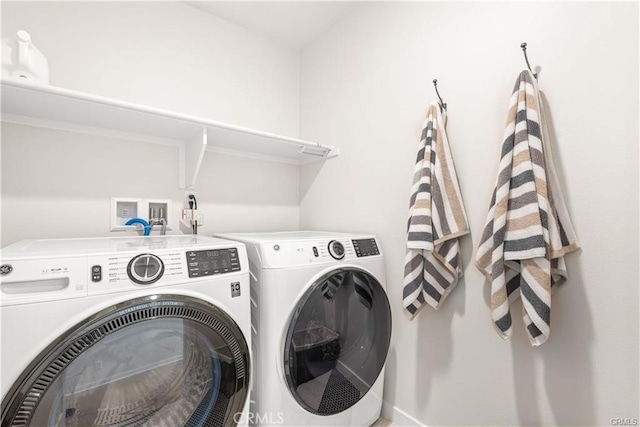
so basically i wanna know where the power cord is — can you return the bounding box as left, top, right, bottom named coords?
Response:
left=188, top=194, right=198, bottom=235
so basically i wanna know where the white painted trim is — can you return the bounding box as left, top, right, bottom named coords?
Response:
left=382, top=400, right=427, bottom=427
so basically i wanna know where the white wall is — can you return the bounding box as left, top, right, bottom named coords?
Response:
left=2, top=2, right=639, bottom=425
left=300, top=2, right=639, bottom=426
left=1, top=1, right=301, bottom=246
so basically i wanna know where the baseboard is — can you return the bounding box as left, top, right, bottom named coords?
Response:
left=381, top=400, right=427, bottom=427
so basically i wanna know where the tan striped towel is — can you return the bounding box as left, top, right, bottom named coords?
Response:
left=403, top=102, right=469, bottom=319
left=475, top=70, right=580, bottom=346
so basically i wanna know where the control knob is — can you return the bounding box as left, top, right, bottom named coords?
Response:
left=127, top=253, right=164, bottom=285
left=328, top=240, right=345, bottom=260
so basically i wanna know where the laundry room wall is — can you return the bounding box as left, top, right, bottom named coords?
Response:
left=1, top=1, right=301, bottom=246
left=299, top=2, right=639, bottom=426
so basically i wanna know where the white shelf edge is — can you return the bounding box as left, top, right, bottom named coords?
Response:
left=1, top=113, right=183, bottom=148
left=1, top=79, right=336, bottom=153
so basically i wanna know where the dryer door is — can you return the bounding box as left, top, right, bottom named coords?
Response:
left=283, top=267, right=392, bottom=415
left=1, top=295, right=249, bottom=427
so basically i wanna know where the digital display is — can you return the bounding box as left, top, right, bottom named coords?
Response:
left=201, top=250, right=231, bottom=271
left=352, top=239, right=379, bottom=257
left=186, top=248, right=240, bottom=278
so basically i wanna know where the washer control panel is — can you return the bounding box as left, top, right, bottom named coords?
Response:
left=186, top=248, right=240, bottom=278
left=0, top=237, right=248, bottom=301
left=100, top=251, right=182, bottom=287
left=92, top=246, right=243, bottom=290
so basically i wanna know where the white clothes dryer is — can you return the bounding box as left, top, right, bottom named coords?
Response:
left=214, top=231, right=391, bottom=427
left=1, top=235, right=251, bottom=427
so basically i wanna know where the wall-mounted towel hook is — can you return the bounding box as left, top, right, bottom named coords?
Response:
left=433, top=79, right=447, bottom=111
left=520, top=42, right=538, bottom=79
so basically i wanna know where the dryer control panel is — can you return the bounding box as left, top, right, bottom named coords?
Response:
left=257, top=236, right=381, bottom=268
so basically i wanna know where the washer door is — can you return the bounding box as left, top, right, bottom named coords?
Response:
left=1, top=295, right=249, bottom=427
left=283, top=267, right=392, bottom=415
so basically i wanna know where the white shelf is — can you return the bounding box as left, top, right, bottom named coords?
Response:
left=1, top=79, right=338, bottom=188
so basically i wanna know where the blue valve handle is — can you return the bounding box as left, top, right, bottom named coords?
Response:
left=125, top=218, right=151, bottom=236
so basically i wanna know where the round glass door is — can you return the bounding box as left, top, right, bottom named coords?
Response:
left=1, top=295, right=250, bottom=427
left=283, top=267, right=392, bottom=415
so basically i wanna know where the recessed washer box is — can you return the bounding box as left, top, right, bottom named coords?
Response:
left=110, top=197, right=172, bottom=232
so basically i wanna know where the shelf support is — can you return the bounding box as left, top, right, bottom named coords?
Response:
left=180, top=128, right=207, bottom=189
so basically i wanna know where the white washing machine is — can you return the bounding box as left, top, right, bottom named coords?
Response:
left=214, top=231, right=391, bottom=427
left=1, top=235, right=251, bottom=427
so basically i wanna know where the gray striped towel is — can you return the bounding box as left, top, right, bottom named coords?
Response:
left=475, top=70, right=580, bottom=346
left=403, top=102, right=469, bottom=319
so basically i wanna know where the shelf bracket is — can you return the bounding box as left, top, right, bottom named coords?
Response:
left=299, top=145, right=330, bottom=158
left=180, top=128, right=207, bottom=189
left=298, top=144, right=339, bottom=162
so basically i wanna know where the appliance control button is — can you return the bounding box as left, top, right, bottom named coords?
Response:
left=328, top=240, right=345, bottom=260
left=312, top=247, right=319, bottom=257
left=273, top=244, right=280, bottom=251
left=91, top=265, right=102, bottom=282
left=127, top=254, right=164, bottom=285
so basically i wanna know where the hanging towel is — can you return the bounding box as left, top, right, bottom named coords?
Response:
left=403, top=102, right=469, bottom=319
left=474, top=70, right=579, bottom=346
